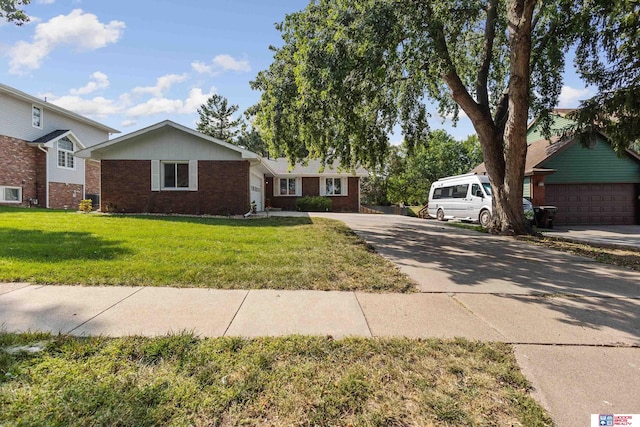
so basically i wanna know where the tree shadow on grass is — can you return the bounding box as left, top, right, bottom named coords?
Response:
left=0, top=229, right=132, bottom=262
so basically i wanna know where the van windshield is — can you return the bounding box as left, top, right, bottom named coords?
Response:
left=482, top=182, right=492, bottom=196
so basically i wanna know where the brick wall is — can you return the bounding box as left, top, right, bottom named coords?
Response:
left=101, top=160, right=250, bottom=215
left=49, top=182, right=83, bottom=209
left=331, top=177, right=360, bottom=212
left=266, top=176, right=360, bottom=212
left=85, top=159, right=100, bottom=197
left=0, top=135, right=37, bottom=206
left=35, top=148, right=46, bottom=206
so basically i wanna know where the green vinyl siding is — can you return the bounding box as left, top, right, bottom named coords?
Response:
left=523, top=177, right=531, bottom=198
left=542, top=135, right=640, bottom=184
left=527, top=116, right=575, bottom=143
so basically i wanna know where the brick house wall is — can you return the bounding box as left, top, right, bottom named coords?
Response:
left=49, top=182, right=83, bottom=209
left=331, top=177, right=360, bottom=212
left=101, top=160, right=250, bottom=215
left=0, top=135, right=37, bottom=206
left=85, top=160, right=100, bottom=197
left=265, top=176, right=360, bottom=212
left=35, top=148, right=46, bottom=206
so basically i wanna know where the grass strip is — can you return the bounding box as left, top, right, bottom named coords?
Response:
left=0, top=333, right=551, bottom=426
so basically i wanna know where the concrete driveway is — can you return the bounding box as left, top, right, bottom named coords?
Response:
left=297, top=213, right=640, bottom=427
left=543, top=224, right=640, bottom=248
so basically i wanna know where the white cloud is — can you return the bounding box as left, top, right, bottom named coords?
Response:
left=213, top=54, right=250, bottom=72
left=132, top=73, right=188, bottom=97
left=191, top=61, right=213, bottom=74
left=37, top=0, right=56, bottom=4
left=120, top=119, right=137, bottom=127
left=558, top=85, right=595, bottom=107
left=70, top=71, right=109, bottom=95
left=126, top=87, right=216, bottom=118
left=45, top=94, right=125, bottom=118
left=192, top=54, right=251, bottom=76
left=8, top=9, right=125, bottom=74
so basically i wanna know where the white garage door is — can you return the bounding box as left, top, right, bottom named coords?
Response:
left=250, top=173, right=263, bottom=212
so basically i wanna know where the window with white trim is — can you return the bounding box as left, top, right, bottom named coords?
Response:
left=32, top=105, right=42, bottom=128
left=151, top=160, right=198, bottom=191
left=57, top=137, right=75, bottom=169
left=322, top=177, right=348, bottom=196
left=162, top=162, right=190, bottom=189
left=279, top=178, right=297, bottom=196
left=1, top=186, right=22, bottom=203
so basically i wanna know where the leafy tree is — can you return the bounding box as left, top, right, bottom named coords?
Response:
left=196, top=94, right=243, bottom=142
left=386, top=131, right=483, bottom=205
left=251, top=0, right=594, bottom=234
left=1, top=0, right=29, bottom=25
left=237, top=127, right=269, bottom=156
left=572, top=0, right=640, bottom=151
left=360, top=146, right=399, bottom=206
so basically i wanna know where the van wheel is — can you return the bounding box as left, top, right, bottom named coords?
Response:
left=479, top=209, right=491, bottom=228
left=436, top=209, right=445, bottom=221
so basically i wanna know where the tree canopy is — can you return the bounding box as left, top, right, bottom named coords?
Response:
left=251, top=0, right=625, bottom=234
left=1, top=0, right=29, bottom=25
left=196, top=94, right=243, bottom=143
left=237, top=127, right=270, bottom=157
left=368, top=132, right=483, bottom=206
left=572, top=0, right=640, bottom=151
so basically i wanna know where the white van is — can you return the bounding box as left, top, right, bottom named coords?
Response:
left=427, top=173, right=532, bottom=227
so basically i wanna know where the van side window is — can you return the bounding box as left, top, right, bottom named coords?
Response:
left=433, top=187, right=452, bottom=199
left=471, top=184, right=481, bottom=197
left=453, top=184, right=469, bottom=198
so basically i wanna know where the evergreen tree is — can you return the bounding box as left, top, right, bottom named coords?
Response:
left=196, top=94, right=243, bottom=142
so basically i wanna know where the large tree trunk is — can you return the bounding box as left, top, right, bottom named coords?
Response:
left=473, top=0, right=536, bottom=235
left=496, top=0, right=537, bottom=235
left=438, top=0, right=537, bottom=235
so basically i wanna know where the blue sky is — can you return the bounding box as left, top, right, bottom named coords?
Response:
left=1, top=0, right=594, bottom=141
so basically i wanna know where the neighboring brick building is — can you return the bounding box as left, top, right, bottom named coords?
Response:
left=0, top=83, right=119, bottom=209
left=76, top=120, right=367, bottom=215
left=472, top=111, right=640, bottom=225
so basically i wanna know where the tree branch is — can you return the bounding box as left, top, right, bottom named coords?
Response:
left=476, top=0, right=499, bottom=107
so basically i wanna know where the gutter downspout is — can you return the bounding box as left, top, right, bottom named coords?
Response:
left=37, top=145, right=49, bottom=208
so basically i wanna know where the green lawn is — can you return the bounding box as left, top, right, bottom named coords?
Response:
left=0, top=333, right=551, bottom=426
left=0, top=207, right=414, bottom=292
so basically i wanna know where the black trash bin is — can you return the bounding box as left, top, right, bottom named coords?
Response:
left=533, top=206, right=557, bottom=229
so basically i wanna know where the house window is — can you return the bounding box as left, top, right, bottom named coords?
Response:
left=279, top=178, right=297, bottom=196
left=1, top=186, right=21, bottom=203
left=32, top=105, right=42, bottom=128
left=325, top=178, right=342, bottom=195
left=57, top=137, right=75, bottom=169
left=162, top=162, right=190, bottom=189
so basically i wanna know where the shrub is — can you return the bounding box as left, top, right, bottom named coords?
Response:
left=296, top=196, right=332, bottom=212
left=78, top=199, right=93, bottom=213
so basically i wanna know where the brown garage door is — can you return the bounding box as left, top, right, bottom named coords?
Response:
left=546, top=183, right=636, bottom=225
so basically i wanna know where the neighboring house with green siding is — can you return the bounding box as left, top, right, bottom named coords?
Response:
left=472, top=110, right=640, bottom=225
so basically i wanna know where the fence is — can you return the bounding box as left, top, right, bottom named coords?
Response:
left=361, top=205, right=412, bottom=216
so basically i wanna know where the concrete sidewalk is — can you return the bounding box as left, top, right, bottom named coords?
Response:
left=542, top=224, right=640, bottom=248
left=2, top=213, right=639, bottom=427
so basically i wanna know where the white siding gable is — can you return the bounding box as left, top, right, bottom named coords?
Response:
left=0, top=92, right=110, bottom=146
left=93, top=127, right=244, bottom=161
